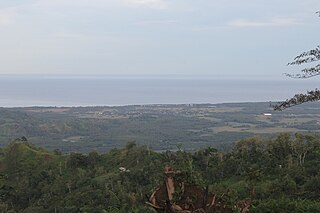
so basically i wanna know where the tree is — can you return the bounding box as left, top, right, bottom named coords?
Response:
left=274, top=12, right=320, bottom=111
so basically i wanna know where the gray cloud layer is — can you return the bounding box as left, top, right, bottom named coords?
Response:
left=0, top=0, right=319, bottom=78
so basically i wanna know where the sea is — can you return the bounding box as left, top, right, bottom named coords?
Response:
left=0, top=76, right=318, bottom=107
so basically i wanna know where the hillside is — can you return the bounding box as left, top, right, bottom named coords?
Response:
left=1, top=134, right=320, bottom=212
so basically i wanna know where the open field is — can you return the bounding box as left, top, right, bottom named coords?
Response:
left=211, top=126, right=301, bottom=134
left=1, top=102, right=320, bottom=153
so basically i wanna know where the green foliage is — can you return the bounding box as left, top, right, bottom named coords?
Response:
left=252, top=198, right=320, bottom=213
left=1, top=134, right=320, bottom=211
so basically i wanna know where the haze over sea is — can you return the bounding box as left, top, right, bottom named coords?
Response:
left=0, top=76, right=318, bottom=107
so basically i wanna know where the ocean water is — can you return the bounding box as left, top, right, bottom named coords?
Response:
left=0, top=76, right=318, bottom=107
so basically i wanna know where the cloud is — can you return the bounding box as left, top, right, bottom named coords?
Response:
left=125, top=0, right=167, bottom=9
left=53, top=32, right=88, bottom=40
left=31, top=0, right=167, bottom=13
left=190, top=25, right=227, bottom=32
left=0, top=8, right=16, bottom=26
left=133, top=20, right=178, bottom=26
left=228, top=17, right=302, bottom=28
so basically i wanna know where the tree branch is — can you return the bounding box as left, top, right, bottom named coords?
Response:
left=284, top=64, right=320, bottom=78
left=274, top=89, right=320, bottom=111
left=287, top=46, right=320, bottom=65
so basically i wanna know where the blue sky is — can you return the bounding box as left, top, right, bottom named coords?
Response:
left=0, top=0, right=319, bottom=79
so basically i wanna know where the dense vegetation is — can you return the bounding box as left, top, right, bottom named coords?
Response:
left=1, top=133, right=320, bottom=212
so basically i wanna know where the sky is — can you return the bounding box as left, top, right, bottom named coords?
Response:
left=0, top=0, right=319, bottom=79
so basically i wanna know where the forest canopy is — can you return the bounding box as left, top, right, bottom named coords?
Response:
left=1, top=134, right=320, bottom=212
